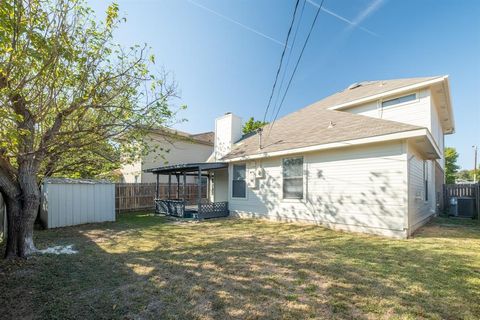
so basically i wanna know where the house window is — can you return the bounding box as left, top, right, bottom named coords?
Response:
left=195, top=176, right=208, bottom=186
left=232, top=164, right=246, bottom=198
left=283, top=157, right=303, bottom=199
left=423, top=160, right=428, bottom=201
left=381, top=93, right=416, bottom=108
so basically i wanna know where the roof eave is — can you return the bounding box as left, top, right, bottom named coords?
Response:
left=328, top=76, right=448, bottom=111
left=222, top=128, right=437, bottom=162
left=442, top=76, right=455, bottom=134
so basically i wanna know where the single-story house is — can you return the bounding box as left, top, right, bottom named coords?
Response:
left=149, top=76, right=454, bottom=238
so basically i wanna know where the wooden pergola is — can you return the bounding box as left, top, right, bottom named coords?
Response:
left=144, top=162, right=229, bottom=219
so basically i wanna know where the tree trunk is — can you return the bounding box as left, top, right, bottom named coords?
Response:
left=4, top=196, right=22, bottom=259
left=1, top=161, right=40, bottom=258
left=17, top=163, right=40, bottom=256
left=3, top=187, right=39, bottom=258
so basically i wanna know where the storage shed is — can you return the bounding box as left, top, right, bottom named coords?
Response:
left=40, top=178, right=115, bottom=229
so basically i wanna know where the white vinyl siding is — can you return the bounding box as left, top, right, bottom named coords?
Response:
left=228, top=141, right=409, bottom=238
left=344, top=88, right=445, bottom=171
left=212, top=168, right=228, bottom=202
left=345, top=89, right=431, bottom=129
left=407, top=143, right=436, bottom=234
left=120, top=135, right=213, bottom=183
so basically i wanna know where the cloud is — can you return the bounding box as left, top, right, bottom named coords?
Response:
left=306, top=0, right=381, bottom=37
left=351, top=0, right=385, bottom=26
left=187, top=0, right=286, bottom=46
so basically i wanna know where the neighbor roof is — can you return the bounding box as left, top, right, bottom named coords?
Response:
left=190, top=132, right=215, bottom=144
left=149, top=128, right=214, bottom=146
left=222, top=76, right=443, bottom=160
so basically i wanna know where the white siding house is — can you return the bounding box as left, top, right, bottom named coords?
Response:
left=209, top=76, right=454, bottom=238
left=120, top=129, right=214, bottom=183
left=226, top=142, right=409, bottom=238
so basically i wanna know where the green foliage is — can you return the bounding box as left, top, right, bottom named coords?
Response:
left=456, top=168, right=479, bottom=183
left=242, top=117, right=268, bottom=135
left=444, top=147, right=459, bottom=184
left=0, top=0, right=180, bottom=180
left=456, top=170, right=473, bottom=182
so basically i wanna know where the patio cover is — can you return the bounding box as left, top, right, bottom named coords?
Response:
left=144, top=162, right=228, bottom=175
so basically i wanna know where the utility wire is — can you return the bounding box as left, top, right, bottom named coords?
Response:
left=267, top=0, right=326, bottom=138
left=262, top=0, right=301, bottom=124
left=269, top=0, right=307, bottom=121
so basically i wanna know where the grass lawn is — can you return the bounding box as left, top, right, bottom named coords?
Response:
left=1, top=213, right=479, bottom=320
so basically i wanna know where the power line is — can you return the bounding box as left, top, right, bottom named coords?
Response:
left=267, top=0, right=326, bottom=138
left=262, top=0, right=301, bottom=123
left=269, top=0, right=307, bottom=121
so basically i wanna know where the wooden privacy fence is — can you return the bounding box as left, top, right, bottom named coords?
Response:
left=443, top=183, right=480, bottom=218
left=115, top=183, right=208, bottom=213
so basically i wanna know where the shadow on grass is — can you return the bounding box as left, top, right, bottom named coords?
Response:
left=0, top=213, right=479, bottom=319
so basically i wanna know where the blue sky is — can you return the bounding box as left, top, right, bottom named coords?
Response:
left=88, top=0, right=480, bottom=169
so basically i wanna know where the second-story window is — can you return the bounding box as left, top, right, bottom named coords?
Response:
left=381, top=93, right=417, bottom=108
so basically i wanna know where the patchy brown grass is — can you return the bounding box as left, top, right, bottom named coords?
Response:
left=1, top=213, right=479, bottom=320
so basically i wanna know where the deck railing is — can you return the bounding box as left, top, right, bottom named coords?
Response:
left=155, top=199, right=186, bottom=217
left=198, top=201, right=229, bottom=219
left=155, top=199, right=229, bottom=219
left=116, top=183, right=207, bottom=213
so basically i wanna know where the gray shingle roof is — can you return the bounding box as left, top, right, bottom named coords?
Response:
left=309, top=76, right=442, bottom=110
left=222, top=77, right=440, bottom=160
left=149, top=128, right=214, bottom=146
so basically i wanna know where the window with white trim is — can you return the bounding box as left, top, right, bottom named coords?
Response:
left=381, top=93, right=416, bottom=108
left=282, top=157, right=303, bottom=199
left=232, top=164, right=246, bottom=198
left=423, top=160, right=428, bottom=201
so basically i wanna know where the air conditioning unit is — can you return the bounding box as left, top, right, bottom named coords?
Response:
left=457, top=197, right=475, bottom=218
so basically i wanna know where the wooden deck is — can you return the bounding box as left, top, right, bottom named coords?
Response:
left=155, top=199, right=229, bottom=219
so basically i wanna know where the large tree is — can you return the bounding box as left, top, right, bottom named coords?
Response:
left=0, top=0, right=179, bottom=258
left=444, top=147, right=459, bottom=184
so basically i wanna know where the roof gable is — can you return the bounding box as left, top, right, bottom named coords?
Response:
left=222, top=76, right=447, bottom=160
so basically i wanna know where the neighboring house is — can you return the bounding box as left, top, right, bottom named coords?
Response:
left=208, top=76, right=454, bottom=238
left=120, top=128, right=214, bottom=183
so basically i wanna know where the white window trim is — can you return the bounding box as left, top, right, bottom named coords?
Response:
left=423, top=160, right=429, bottom=203
left=380, top=92, right=419, bottom=110
left=281, top=156, right=304, bottom=200
left=230, top=163, right=248, bottom=200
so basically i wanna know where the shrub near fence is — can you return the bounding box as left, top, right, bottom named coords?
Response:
left=115, top=183, right=208, bottom=213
